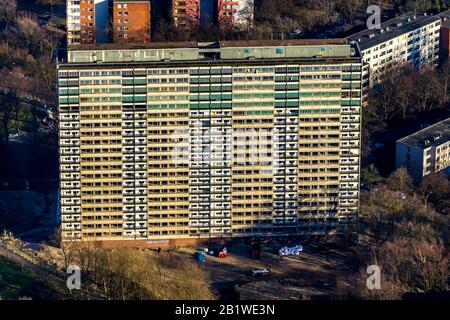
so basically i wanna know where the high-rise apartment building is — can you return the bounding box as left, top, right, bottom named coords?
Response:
left=396, top=118, right=450, bottom=182
left=113, top=0, right=151, bottom=43
left=171, top=0, right=201, bottom=28
left=67, top=0, right=151, bottom=45
left=67, top=0, right=110, bottom=45
left=57, top=40, right=362, bottom=246
left=217, top=0, right=253, bottom=29
left=347, top=12, right=441, bottom=99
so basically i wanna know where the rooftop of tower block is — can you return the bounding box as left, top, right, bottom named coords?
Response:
left=61, top=39, right=359, bottom=65
left=398, top=117, right=450, bottom=149
left=68, top=39, right=349, bottom=50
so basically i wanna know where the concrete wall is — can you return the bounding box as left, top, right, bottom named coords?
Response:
left=396, top=142, right=425, bottom=182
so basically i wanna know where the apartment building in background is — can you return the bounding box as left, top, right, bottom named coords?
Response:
left=67, top=0, right=111, bottom=45
left=171, top=0, right=201, bottom=28
left=396, top=118, right=450, bottom=182
left=113, top=0, right=151, bottom=43
left=217, top=0, right=254, bottom=29
left=67, top=0, right=151, bottom=45
left=347, top=12, right=442, bottom=99
left=57, top=40, right=362, bottom=246
left=439, top=11, right=450, bottom=61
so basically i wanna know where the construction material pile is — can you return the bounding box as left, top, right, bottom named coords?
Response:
left=278, top=245, right=303, bottom=256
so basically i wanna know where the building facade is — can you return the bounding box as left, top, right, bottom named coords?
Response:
left=67, top=0, right=151, bottom=45
left=439, top=12, right=450, bottom=62
left=347, top=12, right=441, bottom=99
left=57, top=40, right=362, bottom=246
left=171, top=0, right=201, bottom=28
left=217, top=0, right=253, bottom=29
left=113, top=0, right=151, bottom=43
left=396, top=118, right=450, bottom=182
left=67, top=0, right=111, bottom=45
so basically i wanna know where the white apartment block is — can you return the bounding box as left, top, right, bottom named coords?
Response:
left=347, top=12, right=441, bottom=97
left=67, top=0, right=81, bottom=45
left=396, top=118, right=450, bottom=182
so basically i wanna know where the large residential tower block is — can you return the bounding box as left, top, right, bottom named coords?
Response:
left=57, top=40, right=362, bottom=246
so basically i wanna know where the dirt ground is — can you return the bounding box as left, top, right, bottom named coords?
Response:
left=177, top=239, right=362, bottom=300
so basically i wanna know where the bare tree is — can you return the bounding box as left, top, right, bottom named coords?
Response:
left=386, top=167, right=414, bottom=194
left=0, top=90, right=20, bottom=144
left=0, top=0, right=17, bottom=31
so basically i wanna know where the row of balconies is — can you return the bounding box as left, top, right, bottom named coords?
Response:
left=60, top=114, right=79, bottom=121
left=60, top=141, right=80, bottom=147
left=60, top=131, right=80, bottom=138
left=123, top=148, right=147, bottom=154
left=123, top=214, right=148, bottom=221
left=123, top=164, right=147, bottom=171
left=190, top=195, right=231, bottom=202
left=61, top=215, right=82, bottom=223
left=60, top=190, right=81, bottom=197
left=123, top=181, right=147, bottom=188
left=190, top=220, right=231, bottom=227
left=123, top=156, right=147, bottom=163
left=123, top=172, right=147, bottom=179
left=123, top=190, right=147, bottom=196
left=123, top=131, right=146, bottom=137
left=190, top=203, right=231, bottom=210
left=122, top=114, right=146, bottom=120
left=122, top=123, right=147, bottom=129
left=274, top=185, right=298, bottom=192
left=61, top=206, right=81, bottom=214
left=123, top=198, right=147, bottom=205
left=60, top=123, right=80, bottom=130
left=123, top=140, right=147, bottom=146
left=61, top=223, right=82, bottom=231
left=123, top=206, right=147, bottom=213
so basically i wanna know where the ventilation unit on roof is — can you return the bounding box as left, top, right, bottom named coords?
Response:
left=397, top=22, right=403, bottom=27
left=433, top=134, right=442, bottom=141
left=424, top=139, right=431, bottom=146
left=369, top=33, right=375, bottom=38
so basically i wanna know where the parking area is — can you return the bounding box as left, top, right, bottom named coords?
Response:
left=177, top=239, right=361, bottom=299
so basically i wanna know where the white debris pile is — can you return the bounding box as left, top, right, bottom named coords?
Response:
left=278, top=245, right=303, bottom=256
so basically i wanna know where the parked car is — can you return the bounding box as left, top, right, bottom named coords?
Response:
left=251, top=268, right=272, bottom=277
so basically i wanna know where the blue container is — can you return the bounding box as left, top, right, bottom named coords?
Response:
left=196, top=251, right=206, bottom=264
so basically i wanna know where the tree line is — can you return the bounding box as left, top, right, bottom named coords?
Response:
left=336, top=168, right=450, bottom=299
